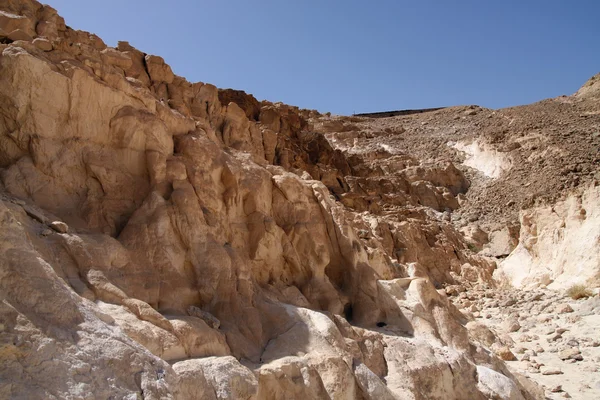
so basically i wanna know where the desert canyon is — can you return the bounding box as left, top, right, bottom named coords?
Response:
left=0, top=1, right=599, bottom=399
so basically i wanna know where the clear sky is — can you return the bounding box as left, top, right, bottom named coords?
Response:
left=45, top=0, right=599, bottom=115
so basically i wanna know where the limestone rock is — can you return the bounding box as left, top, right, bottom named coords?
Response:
left=557, top=304, right=574, bottom=314
left=256, top=357, right=331, bottom=400
left=502, top=316, right=521, bottom=333
left=499, top=185, right=600, bottom=290
left=492, top=343, right=518, bottom=361
left=467, top=321, right=498, bottom=347
left=172, top=359, right=218, bottom=400
left=219, top=89, right=261, bottom=121
left=49, top=220, right=68, bottom=233
left=0, top=1, right=562, bottom=399
left=540, top=367, right=563, bottom=375
left=353, top=363, right=396, bottom=400
left=176, top=356, right=258, bottom=400
left=558, top=348, right=582, bottom=361
left=476, top=366, right=524, bottom=400
left=101, top=47, right=133, bottom=70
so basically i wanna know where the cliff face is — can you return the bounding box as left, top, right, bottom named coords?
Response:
left=0, top=1, right=596, bottom=399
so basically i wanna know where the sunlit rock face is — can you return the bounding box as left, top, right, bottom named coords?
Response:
left=0, top=1, right=550, bottom=399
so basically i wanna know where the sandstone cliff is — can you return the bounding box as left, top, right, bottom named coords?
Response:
left=0, top=1, right=597, bottom=399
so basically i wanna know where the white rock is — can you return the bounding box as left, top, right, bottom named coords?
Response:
left=476, top=366, right=524, bottom=400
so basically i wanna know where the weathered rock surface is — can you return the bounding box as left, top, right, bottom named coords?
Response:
left=498, top=184, right=600, bottom=289
left=1, top=0, right=596, bottom=399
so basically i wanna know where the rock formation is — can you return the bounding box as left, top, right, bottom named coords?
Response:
left=0, top=1, right=598, bottom=399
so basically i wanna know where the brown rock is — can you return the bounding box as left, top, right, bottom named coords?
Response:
left=7, top=28, right=32, bottom=41
left=49, top=220, right=68, bottom=233
left=550, top=385, right=562, bottom=393
left=218, top=89, right=261, bottom=121
left=491, top=343, right=517, bottom=361
left=101, top=47, right=132, bottom=70
left=557, top=304, right=574, bottom=313
left=187, top=306, right=220, bottom=329
left=145, top=54, right=174, bottom=83
left=32, top=37, right=52, bottom=51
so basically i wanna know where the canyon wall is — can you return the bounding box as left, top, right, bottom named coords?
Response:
left=3, top=0, right=595, bottom=399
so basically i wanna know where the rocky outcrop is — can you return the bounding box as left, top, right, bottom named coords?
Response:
left=575, top=73, right=600, bottom=99
left=0, top=1, right=553, bottom=399
left=218, top=89, right=261, bottom=121
left=498, top=184, right=600, bottom=289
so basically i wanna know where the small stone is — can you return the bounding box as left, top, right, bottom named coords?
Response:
left=502, top=317, right=521, bottom=333
left=547, top=333, right=562, bottom=342
left=534, top=345, right=545, bottom=353
left=501, top=298, right=517, bottom=307
left=537, top=315, right=552, bottom=323
left=550, top=385, right=562, bottom=393
left=557, top=304, right=574, bottom=314
left=540, top=367, right=563, bottom=375
left=515, top=347, right=527, bottom=354
left=49, top=221, right=69, bottom=233
left=566, top=314, right=581, bottom=323
left=492, top=344, right=517, bottom=361
left=40, top=228, right=53, bottom=236
left=518, top=334, right=533, bottom=342
left=559, top=347, right=581, bottom=361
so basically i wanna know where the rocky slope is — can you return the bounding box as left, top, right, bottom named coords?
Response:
left=321, top=80, right=600, bottom=288
left=0, top=1, right=597, bottom=399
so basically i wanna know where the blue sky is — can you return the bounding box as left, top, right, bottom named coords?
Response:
left=46, top=0, right=599, bottom=114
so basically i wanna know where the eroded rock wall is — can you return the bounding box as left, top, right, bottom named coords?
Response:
left=498, top=184, right=600, bottom=289
left=0, top=1, right=543, bottom=399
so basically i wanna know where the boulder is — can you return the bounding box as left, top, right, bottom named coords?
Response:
left=477, top=366, right=524, bottom=400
